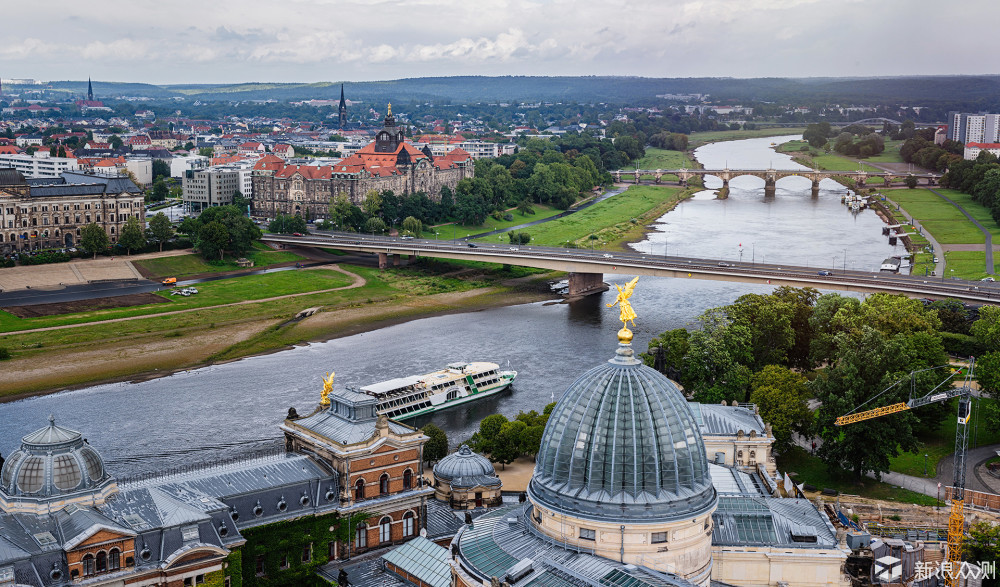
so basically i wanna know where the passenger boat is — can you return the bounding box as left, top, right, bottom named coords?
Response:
left=359, top=362, right=517, bottom=419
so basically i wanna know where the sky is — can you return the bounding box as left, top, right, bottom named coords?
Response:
left=2, top=0, right=998, bottom=85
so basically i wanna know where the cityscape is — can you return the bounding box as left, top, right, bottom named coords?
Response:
left=1, top=2, right=1000, bottom=587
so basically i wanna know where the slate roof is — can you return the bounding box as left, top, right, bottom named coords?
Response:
left=690, top=403, right=766, bottom=435
left=290, top=410, right=414, bottom=445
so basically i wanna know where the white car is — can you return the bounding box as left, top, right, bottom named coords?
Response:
left=603, top=254, right=613, bottom=258
left=509, top=247, right=519, bottom=252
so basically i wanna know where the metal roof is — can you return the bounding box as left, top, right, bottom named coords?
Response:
left=21, top=416, right=81, bottom=446
left=690, top=404, right=766, bottom=436
left=712, top=496, right=838, bottom=548
left=433, top=445, right=496, bottom=483
left=382, top=536, right=451, bottom=587
left=362, top=375, right=425, bottom=395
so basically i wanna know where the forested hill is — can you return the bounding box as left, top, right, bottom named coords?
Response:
left=13, top=76, right=1000, bottom=108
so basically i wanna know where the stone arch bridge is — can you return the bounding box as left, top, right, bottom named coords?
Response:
left=612, top=168, right=940, bottom=196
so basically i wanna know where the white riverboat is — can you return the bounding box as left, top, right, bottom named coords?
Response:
left=360, top=362, right=517, bottom=419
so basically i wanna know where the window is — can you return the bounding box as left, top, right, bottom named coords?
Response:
left=109, top=548, right=120, bottom=571
left=403, top=469, right=412, bottom=490
left=96, top=551, right=107, bottom=573
left=184, top=578, right=193, bottom=587
left=354, top=478, right=365, bottom=500
left=196, top=576, right=205, bottom=585
left=403, top=512, right=414, bottom=537
left=380, top=474, right=390, bottom=496
left=82, top=554, right=95, bottom=576
left=182, top=526, right=200, bottom=543
left=302, top=544, right=312, bottom=563
left=579, top=528, right=596, bottom=541
left=651, top=532, right=667, bottom=544
left=355, top=524, right=367, bottom=548
left=379, top=517, right=392, bottom=544
left=255, top=554, right=265, bottom=575
left=279, top=555, right=289, bottom=570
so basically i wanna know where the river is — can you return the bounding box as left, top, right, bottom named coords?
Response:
left=0, top=136, right=903, bottom=477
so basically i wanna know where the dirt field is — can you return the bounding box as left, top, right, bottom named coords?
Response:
left=2, top=293, right=169, bottom=318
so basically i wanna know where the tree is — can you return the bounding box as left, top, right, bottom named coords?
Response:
left=492, top=420, right=527, bottom=470
left=364, top=217, right=386, bottom=234
left=401, top=216, right=422, bottom=237
left=148, top=212, right=174, bottom=252
left=421, top=424, right=448, bottom=466
left=516, top=198, right=535, bottom=216
left=109, top=135, right=123, bottom=149
left=80, top=223, right=109, bottom=259
left=362, top=189, right=382, bottom=218
left=749, top=365, right=810, bottom=451
left=150, top=178, right=169, bottom=202
left=972, top=305, right=1000, bottom=351
left=472, top=414, right=508, bottom=455
left=966, top=521, right=1000, bottom=584
left=727, top=293, right=796, bottom=371
left=118, top=216, right=146, bottom=255
left=268, top=213, right=307, bottom=234
left=152, top=159, right=170, bottom=181
left=231, top=191, right=251, bottom=212
left=904, top=175, right=918, bottom=189
left=197, top=221, right=230, bottom=260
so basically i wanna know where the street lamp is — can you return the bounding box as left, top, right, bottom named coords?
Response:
left=924, top=454, right=929, bottom=476
left=843, top=249, right=847, bottom=272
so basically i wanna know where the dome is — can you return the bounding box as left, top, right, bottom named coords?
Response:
left=434, top=445, right=496, bottom=482
left=528, top=341, right=716, bottom=522
left=0, top=416, right=110, bottom=500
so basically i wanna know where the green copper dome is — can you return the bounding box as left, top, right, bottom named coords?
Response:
left=528, top=342, right=716, bottom=522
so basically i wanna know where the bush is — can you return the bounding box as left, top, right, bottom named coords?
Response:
left=1, top=258, right=14, bottom=268
left=0, top=347, right=10, bottom=360
left=941, top=332, right=986, bottom=358
left=503, top=213, right=514, bottom=221
left=19, top=251, right=72, bottom=266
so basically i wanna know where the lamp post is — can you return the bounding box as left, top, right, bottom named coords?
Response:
left=924, top=454, right=928, bottom=477
left=843, top=249, right=847, bottom=272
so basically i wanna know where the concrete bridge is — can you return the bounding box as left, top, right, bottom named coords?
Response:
left=262, top=233, right=999, bottom=304
left=611, top=168, right=940, bottom=196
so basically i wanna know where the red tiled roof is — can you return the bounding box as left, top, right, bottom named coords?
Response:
left=275, top=165, right=332, bottom=180
left=0, top=146, right=21, bottom=154
left=253, top=154, right=286, bottom=171
left=967, top=142, right=1000, bottom=149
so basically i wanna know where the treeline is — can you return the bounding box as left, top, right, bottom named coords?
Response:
left=899, top=128, right=964, bottom=172
left=178, top=205, right=261, bottom=260
left=800, top=121, right=886, bottom=157
left=643, top=287, right=997, bottom=479
left=464, top=404, right=556, bottom=469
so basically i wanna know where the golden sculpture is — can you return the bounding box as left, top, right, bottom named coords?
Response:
left=320, top=371, right=335, bottom=407
left=388, top=102, right=392, bottom=116
left=607, top=276, right=639, bottom=343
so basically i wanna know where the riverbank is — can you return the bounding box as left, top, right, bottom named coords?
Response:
left=0, top=269, right=557, bottom=402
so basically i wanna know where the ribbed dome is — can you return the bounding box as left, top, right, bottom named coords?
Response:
left=528, top=342, right=716, bottom=522
left=434, top=445, right=495, bottom=482
left=0, top=416, right=110, bottom=500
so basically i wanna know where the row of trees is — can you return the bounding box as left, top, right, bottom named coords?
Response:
left=178, top=205, right=261, bottom=260
left=75, top=213, right=175, bottom=259
left=898, top=128, right=964, bottom=173
left=642, top=287, right=999, bottom=480
left=464, top=404, right=555, bottom=469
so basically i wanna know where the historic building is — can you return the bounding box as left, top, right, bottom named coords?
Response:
left=431, top=445, right=502, bottom=509
left=0, top=169, right=144, bottom=253
left=251, top=106, right=473, bottom=220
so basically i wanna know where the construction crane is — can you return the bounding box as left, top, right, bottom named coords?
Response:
left=835, top=360, right=975, bottom=587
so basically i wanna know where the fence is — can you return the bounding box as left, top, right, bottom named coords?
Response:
left=944, top=486, right=1000, bottom=512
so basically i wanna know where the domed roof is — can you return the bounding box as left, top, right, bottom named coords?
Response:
left=528, top=341, right=716, bottom=522
left=0, top=416, right=111, bottom=500
left=434, top=445, right=496, bottom=482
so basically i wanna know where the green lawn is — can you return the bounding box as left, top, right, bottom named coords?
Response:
left=0, top=269, right=354, bottom=333
left=777, top=140, right=811, bottom=154
left=688, top=127, right=807, bottom=148
left=888, top=190, right=986, bottom=245
left=628, top=147, right=694, bottom=170
left=135, top=245, right=304, bottom=279
left=809, top=153, right=884, bottom=174
left=890, top=398, right=1000, bottom=477
left=428, top=203, right=563, bottom=240
left=942, top=250, right=990, bottom=279
left=866, top=139, right=905, bottom=163
left=491, top=185, right=689, bottom=248
left=931, top=188, right=1000, bottom=240
left=778, top=446, right=938, bottom=506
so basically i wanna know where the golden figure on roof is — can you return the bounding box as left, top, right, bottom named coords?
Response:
left=387, top=103, right=392, bottom=116
left=320, top=371, right=335, bottom=407
left=607, top=276, right=639, bottom=343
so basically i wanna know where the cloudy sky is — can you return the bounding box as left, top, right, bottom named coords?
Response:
left=3, top=0, right=997, bottom=84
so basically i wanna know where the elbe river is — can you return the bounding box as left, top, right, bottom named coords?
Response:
left=0, top=136, right=906, bottom=477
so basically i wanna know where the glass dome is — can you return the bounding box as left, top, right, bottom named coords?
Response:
left=434, top=445, right=495, bottom=482
left=529, top=341, right=716, bottom=522
left=0, top=416, right=109, bottom=500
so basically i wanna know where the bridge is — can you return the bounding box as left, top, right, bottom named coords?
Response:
left=262, top=233, right=999, bottom=304
left=611, top=168, right=940, bottom=196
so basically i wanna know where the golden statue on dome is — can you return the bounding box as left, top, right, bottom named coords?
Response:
left=607, top=276, right=639, bottom=343
left=387, top=103, right=392, bottom=116
left=320, top=372, right=335, bottom=407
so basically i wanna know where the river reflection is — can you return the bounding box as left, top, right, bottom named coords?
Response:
left=0, top=135, right=904, bottom=477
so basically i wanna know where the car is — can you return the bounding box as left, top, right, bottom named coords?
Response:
left=162, top=277, right=177, bottom=286
left=467, top=243, right=478, bottom=248
left=292, top=232, right=303, bottom=236
left=509, top=247, right=519, bottom=252
left=718, top=262, right=730, bottom=267
left=353, top=241, right=360, bottom=245
left=817, top=270, right=833, bottom=276
left=603, top=253, right=613, bottom=258
left=400, top=235, right=414, bottom=240
left=933, top=256, right=939, bottom=263
left=982, top=277, right=995, bottom=282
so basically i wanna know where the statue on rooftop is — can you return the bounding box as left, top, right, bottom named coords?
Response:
left=607, top=276, right=639, bottom=342
left=320, top=372, right=335, bottom=407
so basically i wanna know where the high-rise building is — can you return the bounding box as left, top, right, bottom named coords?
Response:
left=947, top=111, right=1000, bottom=144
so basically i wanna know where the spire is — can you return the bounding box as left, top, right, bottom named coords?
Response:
left=338, top=83, right=347, bottom=129
left=87, top=77, right=93, bottom=101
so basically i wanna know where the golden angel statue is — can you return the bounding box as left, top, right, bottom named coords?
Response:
left=320, top=371, right=335, bottom=407
left=606, top=276, right=639, bottom=329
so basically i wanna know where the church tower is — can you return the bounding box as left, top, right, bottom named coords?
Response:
left=338, top=84, right=347, bottom=129
left=373, top=104, right=405, bottom=153
left=87, top=77, right=93, bottom=102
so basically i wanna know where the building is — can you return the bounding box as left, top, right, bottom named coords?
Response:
left=339, top=84, right=348, bottom=128
left=0, top=168, right=144, bottom=252
left=0, top=153, right=79, bottom=178
left=182, top=167, right=242, bottom=213
left=431, top=446, right=502, bottom=509
left=947, top=112, right=1000, bottom=144
left=694, top=401, right=777, bottom=475
left=272, top=143, right=295, bottom=159
left=963, top=142, right=1000, bottom=161
left=252, top=106, right=473, bottom=220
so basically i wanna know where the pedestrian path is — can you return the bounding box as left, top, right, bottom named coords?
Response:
left=927, top=188, right=994, bottom=275
left=880, top=193, right=947, bottom=276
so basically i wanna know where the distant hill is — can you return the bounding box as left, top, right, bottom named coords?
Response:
left=7, top=76, right=1000, bottom=108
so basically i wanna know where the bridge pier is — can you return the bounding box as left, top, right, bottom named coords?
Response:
left=393, top=254, right=401, bottom=266
left=764, top=177, right=776, bottom=197
left=378, top=252, right=388, bottom=269
left=811, top=179, right=820, bottom=197
left=567, top=272, right=606, bottom=297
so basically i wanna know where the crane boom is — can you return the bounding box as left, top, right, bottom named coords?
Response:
left=833, top=402, right=909, bottom=426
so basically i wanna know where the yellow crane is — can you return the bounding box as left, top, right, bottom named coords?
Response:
left=835, top=361, right=975, bottom=587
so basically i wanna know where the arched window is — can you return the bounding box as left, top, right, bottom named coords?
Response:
left=403, top=512, right=415, bottom=537
left=379, top=517, right=392, bottom=544
left=96, top=551, right=107, bottom=573
left=379, top=473, right=389, bottom=496
left=82, top=554, right=95, bottom=576
left=354, top=478, right=365, bottom=500
left=108, top=548, right=120, bottom=571
left=355, top=523, right=367, bottom=548
left=403, top=469, right=412, bottom=490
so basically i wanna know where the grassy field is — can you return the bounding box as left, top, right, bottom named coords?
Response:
left=889, top=398, right=1000, bottom=477
left=619, top=148, right=697, bottom=182
left=428, top=203, right=564, bottom=240
left=777, top=140, right=811, bottom=154
left=866, top=139, right=905, bottom=163
left=135, top=245, right=304, bottom=279
left=888, top=190, right=986, bottom=245
left=942, top=251, right=989, bottom=279
left=930, top=188, right=1000, bottom=239
left=778, top=446, right=937, bottom=506
left=488, top=185, right=691, bottom=248
left=688, top=127, right=806, bottom=148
